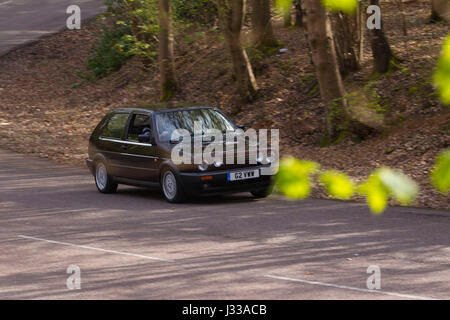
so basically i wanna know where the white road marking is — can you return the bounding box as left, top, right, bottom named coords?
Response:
left=264, top=275, right=439, bottom=300
left=18, top=235, right=173, bottom=262
left=0, top=1, right=12, bottom=6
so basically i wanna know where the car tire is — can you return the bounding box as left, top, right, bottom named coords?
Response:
left=160, top=167, right=185, bottom=203
left=94, top=161, right=118, bottom=194
left=251, top=186, right=273, bottom=199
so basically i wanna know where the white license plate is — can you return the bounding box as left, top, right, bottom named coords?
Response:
left=227, top=169, right=260, bottom=181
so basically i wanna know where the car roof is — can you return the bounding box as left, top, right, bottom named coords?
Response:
left=110, top=103, right=215, bottom=115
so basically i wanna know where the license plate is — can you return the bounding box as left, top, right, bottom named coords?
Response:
left=227, top=169, right=260, bottom=181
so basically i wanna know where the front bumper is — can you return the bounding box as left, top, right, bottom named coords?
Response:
left=178, top=166, right=274, bottom=196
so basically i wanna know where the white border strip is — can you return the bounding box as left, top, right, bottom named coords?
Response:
left=265, top=275, right=439, bottom=300
left=18, top=235, right=172, bottom=262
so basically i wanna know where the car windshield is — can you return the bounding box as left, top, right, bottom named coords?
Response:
left=155, top=108, right=235, bottom=142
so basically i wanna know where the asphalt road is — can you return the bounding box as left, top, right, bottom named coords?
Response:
left=0, top=149, right=449, bottom=299
left=0, top=0, right=105, bottom=56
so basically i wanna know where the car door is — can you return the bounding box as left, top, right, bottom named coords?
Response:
left=121, top=113, right=159, bottom=181
left=97, top=112, right=132, bottom=177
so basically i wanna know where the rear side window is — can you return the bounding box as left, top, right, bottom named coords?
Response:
left=100, top=113, right=129, bottom=139
left=127, top=114, right=151, bottom=142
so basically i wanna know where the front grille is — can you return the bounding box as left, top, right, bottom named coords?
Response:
left=208, top=163, right=260, bottom=172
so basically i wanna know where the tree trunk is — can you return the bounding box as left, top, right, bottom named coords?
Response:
left=431, top=4, right=442, bottom=22
left=250, top=0, right=277, bottom=48
left=331, top=11, right=360, bottom=76
left=431, top=0, right=450, bottom=22
left=394, top=0, right=407, bottom=36
left=356, top=0, right=365, bottom=63
left=369, top=0, right=394, bottom=74
left=303, top=0, right=348, bottom=138
left=158, top=0, right=177, bottom=101
left=217, top=0, right=258, bottom=102
left=294, top=0, right=304, bottom=27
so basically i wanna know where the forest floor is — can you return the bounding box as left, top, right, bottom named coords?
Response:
left=0, top=1, right=448, bottom=210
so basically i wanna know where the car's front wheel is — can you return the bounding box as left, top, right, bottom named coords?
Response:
left=161, top=168, right=185, bottom=203
left=95, top=161, right=118, bottom=194
left=251, top=186, right=273, bottom=199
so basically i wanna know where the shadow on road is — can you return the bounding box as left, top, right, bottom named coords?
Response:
left=0, top=149, right=449, bottom=299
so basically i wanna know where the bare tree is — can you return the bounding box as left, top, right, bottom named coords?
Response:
left=250, top=0, right=277, bottom=48
left=431, top=0, right=450, bottom=22
left=393, top=0, right=407, bottom=36
left=303, top=0, right=348, bottom=138
left=356, top=0, right=365, bottom=63
left=369, top=0, right=395, bottom=74
left=331, top=11, right=360, bottom=76
left=294, top=0, right=304, bottom=27
left=303, top=0, right=376, bottom=138
left=158, top=0, right=176, bottom=101
left=217, top=0, right=258, bottom=101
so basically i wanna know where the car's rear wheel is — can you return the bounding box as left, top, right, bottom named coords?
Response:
left=161, top=168, right=184, bottom=203
left=95, top=161, right=118, bottom=194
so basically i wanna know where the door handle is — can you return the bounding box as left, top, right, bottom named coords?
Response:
left=121, top=144, right=129, bottom=150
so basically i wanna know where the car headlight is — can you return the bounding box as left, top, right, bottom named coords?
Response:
left=198, top=162, right=209, bottom=171
left=257, top=154, right=272, bottom=164
left=256, top=154, right=274, bottom=165
left=256, top=155, right=264, bottom=164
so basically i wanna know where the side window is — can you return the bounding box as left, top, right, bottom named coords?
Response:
left=127, top=114, right=151, bottom=142
left=100, top=113, right=129, bottom=139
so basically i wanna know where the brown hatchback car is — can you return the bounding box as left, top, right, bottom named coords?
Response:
left=87, top=104, right=274, bottom=203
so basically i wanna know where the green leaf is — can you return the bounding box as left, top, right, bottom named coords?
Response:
left=276, top=157, right=320, bottom=199
left=319, top=170, right=355, bottom=200
left=358, top=175, right=389, bottom=215
left=431, top=149, right=450, bottom=193
left=377, top=168, right=418, bottom=205
left=321, top=0, right=358, bottom=14
left=434, top=34, right=450, bottom=105
left=359, top=168, right=418, bottom=215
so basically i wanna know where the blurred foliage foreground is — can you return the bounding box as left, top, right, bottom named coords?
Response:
left=275, top=2, right=449, bottom=214
left=276, top=154, right=448, bottom=215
